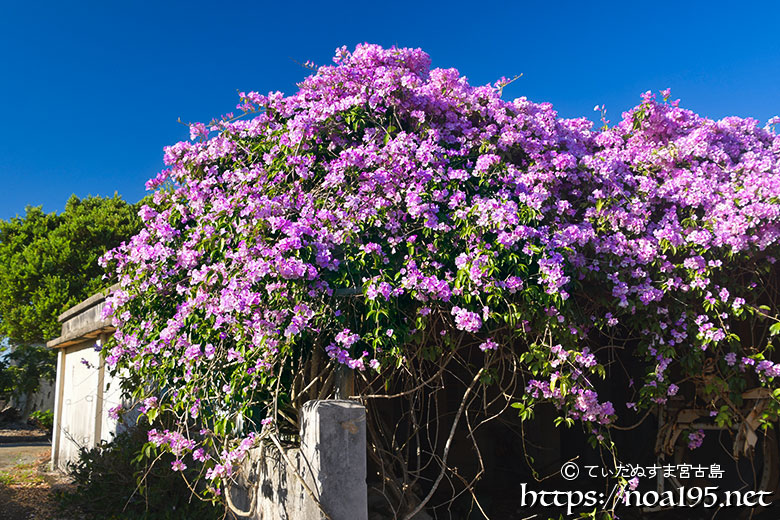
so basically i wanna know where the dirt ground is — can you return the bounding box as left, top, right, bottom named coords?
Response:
left=0, top=422, right=76, bottom=520
left=2, top=420, right=778, bottom=520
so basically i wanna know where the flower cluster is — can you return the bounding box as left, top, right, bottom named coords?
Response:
left=100, top=44, right=780, bottom=492
left=687, top=429, right=706, bottom=450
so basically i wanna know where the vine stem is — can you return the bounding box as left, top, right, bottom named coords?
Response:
left=402, top=367, right=485, bottom=520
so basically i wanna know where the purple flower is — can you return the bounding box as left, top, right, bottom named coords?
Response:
left=335, top=329, right=360, bottom=346
left=451, top=306, right=482, bottom=333
left=479, top=339, right=498, bottom=352
left=108, top=405, right=122, bottom=420
left=688, top=430, right=705, bottom=450
left=189, top=122, right=208, bottom=141
left=99, top=44, right=780, bottom=486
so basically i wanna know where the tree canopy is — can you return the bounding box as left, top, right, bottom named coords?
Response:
left=0, top=194, right=143, bottom=397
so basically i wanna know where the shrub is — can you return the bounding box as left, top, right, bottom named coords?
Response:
left=28, top=409, right=53, bottom=431
left=57, top=421, right=222, bottom=520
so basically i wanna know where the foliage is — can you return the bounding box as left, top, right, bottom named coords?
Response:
left=0, top=194, right=143, bottom=398
left=0, top=194, right=142, bottom=345
left=57, top=421, right=222, bottom=520
left=100, top=44, right=780, bottom=516
left=28, top=409, right=53, bottom=431
left=0, top=354, right=11, bottom=398
left=0, top=344, right=58, bottom=401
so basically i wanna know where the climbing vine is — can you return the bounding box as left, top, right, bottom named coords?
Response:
left=100, top=44, right=780, bottom=517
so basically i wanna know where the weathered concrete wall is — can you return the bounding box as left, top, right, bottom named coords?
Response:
left=59, top=303, right=107, bottom=341
left=48, top=286, right=124, bottom=471
left=55, top=340, right=100, bottom=469
left=99, top=362, right=127, bottom=443
left=229, top=400, right=367, bottom=520
left=51, top=336, right=130, bottom=471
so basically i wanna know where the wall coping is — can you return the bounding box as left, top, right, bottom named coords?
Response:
left=47, top=284, right=119, bottom=349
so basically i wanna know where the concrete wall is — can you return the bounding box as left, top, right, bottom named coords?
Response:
left=48, top=286, right=123, bottom=471
left=228, top=400, right=368, bottom=520
left=51, top=336, right=125, bottom=470
left=56, top=340, right=100, bottom=468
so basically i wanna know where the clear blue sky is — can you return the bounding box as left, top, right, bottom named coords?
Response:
left=1, top=1, right=778, bottom=220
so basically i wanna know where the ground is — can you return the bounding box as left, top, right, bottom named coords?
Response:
left=0, top=422, right=75, bottom=520
left=2, top=420, right=778, bottom=519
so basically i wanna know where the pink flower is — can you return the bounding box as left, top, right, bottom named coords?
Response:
left=189, top=122, right=208, bottom=141
left=193, top=448, right=210, bottom=462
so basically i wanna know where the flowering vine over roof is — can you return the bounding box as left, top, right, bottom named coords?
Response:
left=100, top=44, right=780, bottom=491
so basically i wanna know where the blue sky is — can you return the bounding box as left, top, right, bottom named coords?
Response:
left=1, top=1, right=778, bottom=220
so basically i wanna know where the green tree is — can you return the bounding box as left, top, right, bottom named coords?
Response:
left=0, top=194, right=143, bottom=400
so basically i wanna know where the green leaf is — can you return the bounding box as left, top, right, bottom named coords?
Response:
left=769, top=322, right=780, bottom=336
